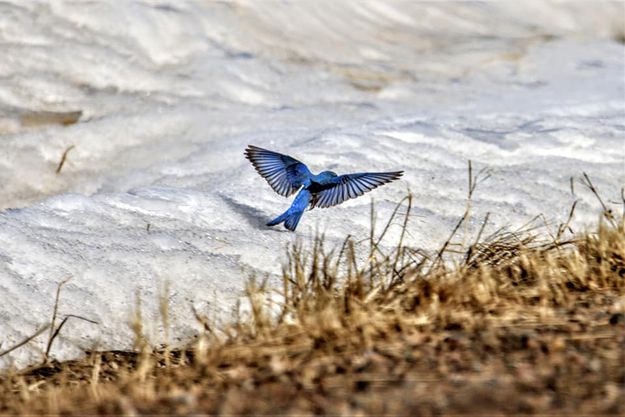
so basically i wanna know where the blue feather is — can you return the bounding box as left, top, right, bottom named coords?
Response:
left=244, top=145, right=311, bottom=197
left=310, top=172, right=404, bottom=208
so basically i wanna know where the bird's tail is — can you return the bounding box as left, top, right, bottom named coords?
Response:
left=283, top=210, right=305, bottom=231
left=267, top=189, right=311, bottom=232
left=266, top=209, right=305, bottom=231
left=266, top=211, right=288, bottom=227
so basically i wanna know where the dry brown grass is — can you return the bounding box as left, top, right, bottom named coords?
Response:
left=1, top=173, right=624, bottom=416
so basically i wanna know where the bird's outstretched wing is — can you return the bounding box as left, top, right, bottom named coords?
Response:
left=311, top=171, right=403, bottom=208
left=245, top=145, right=312, bottom=197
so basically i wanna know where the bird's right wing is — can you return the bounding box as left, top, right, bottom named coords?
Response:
left=245, top=145, right=312, bottom=197
left=311, top=171, right=403, bottom=208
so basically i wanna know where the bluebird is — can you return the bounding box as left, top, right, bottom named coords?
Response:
left=245, top=145, right=403, bottom=231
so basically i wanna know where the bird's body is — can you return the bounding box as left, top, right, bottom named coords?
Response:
left=245, top=145, right=403, bottom=231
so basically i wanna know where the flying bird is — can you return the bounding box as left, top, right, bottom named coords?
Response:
left=244, top=145, right=403, bottom=231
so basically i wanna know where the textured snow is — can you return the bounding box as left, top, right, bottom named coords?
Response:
left=0, top=1, right=623, bottom=369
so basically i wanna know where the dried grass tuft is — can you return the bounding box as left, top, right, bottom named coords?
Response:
left=1, top=171, right=624, bottom=415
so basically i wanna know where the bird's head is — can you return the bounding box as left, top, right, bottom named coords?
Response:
left=318, top=170, right=338, bottom=180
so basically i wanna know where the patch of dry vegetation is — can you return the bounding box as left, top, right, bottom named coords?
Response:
left=1, top=171, right=624, bottom=416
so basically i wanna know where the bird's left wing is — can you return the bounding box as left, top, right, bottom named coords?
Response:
left=311, top=171, right=403, bottom=208
left=245, top=145, right=312, bottom=197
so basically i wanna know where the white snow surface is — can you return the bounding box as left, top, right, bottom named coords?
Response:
left=0, top=1, right=624, bottom=368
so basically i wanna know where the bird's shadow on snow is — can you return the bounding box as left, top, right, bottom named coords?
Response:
left=219, top=194, right=289, bottom=232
